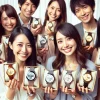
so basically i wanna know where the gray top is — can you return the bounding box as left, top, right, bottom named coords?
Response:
left=46, top=56, right=98, bottom=100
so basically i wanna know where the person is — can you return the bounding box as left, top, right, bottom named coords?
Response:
left=18, top=0, right=41, bottom=36
left=0, top=4, right=21, bottom=63
left=44, top=23, right=98, bottom=100
left=0, top=4, right=21, bottom=43
left=0, top=26, right=44, bottom=100
left=70, top=0, right=99, bottom=60
left=91, top=18, right=100, bottom=100
left=37, top=0, right=67, bottom=66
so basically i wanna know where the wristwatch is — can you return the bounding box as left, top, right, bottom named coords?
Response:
left=45, top=70, right=55, bottom=87
left=63, top=71, right=73, bottom=89
left=32, top=18, right=39, bottom=29
left=85, top=32, right=93, bottom=46
left=40, top=35, right=47, bottom=48
left=83, top=70, right=92, bottom=88
left=26, top=68, right=36, bottom=82
left=48, top=21, right=53, bottom=32
left=6, top=64, right=16, bottom=80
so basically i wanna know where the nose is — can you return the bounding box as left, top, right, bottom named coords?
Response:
left=80, top=9, right=85, bottom=16
left=52, top=9, right=56, bottom=15
left=7, top=18, right=12, bottom=24
left=22, top=45, right=27, bottom=52
left=27, top=5, right=32, bottom=11
left=63, top=40, right=68, bottom=48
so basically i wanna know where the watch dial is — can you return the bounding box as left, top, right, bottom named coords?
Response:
left=45, top=73, right=55, bottom=84
left=7, top=68, right=15, bottom=76
left=83, top=73, right=91, bottom=82
left=26, top=71, right=36, bottom=81
left=64, top=74, right=73, bottom=84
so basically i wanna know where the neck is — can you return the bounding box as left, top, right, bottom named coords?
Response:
left=83, top=18, right=97, bottom=32
left=20, top=13, right=31, bottom=25
left=5, top=31, right=11, bottom=35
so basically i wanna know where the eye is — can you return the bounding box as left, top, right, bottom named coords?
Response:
left=17, top=44, right=23, bottom=47
left=10, top=17, right=15, bottom=20
left=51, top=6, right=54, bottom=10
left=67, top=37, right=72, bottom=40
left=57, top=40, right=62, bottom=44
left=83, top=5, right=87, bottom=9
left=27, top=44, right=32, bottom=48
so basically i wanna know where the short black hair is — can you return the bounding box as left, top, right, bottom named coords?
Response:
left=18, top=0, right=40, bottom=8
left=70, top=0, right=95, bottom=14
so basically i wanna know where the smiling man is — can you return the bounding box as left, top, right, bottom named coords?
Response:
left=70, top=0, right=100, bottom=60
left=18, top=0, right=41, bottom=36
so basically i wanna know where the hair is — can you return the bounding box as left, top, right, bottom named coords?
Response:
left=0, top=4, right=21, bottom=42
left=18, top=0, right=40, bottom=9
left=53, top=23, right=87, bottom=71
left=70, top=0, right=95, bottom=14
left=7, top=26, right=37, bottom=66
left=43, top=0, right=67, bottom=28
left=95, top=18, right=100, bottom=48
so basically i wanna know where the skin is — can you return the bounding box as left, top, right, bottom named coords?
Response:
left=1, top=11, right=17, bottom=35
left=6, top=34, right=36, bottom=100
left=19, top=0, right=42, bottom=36
left=75, top=4, right=97, bottom=53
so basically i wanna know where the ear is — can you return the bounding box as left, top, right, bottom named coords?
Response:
left=9, top=42, right=13, bottom=50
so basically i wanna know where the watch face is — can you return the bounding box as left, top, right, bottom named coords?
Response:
left=64, top=74, right=73, bottom=84
left=34, top=20, right=39, bottom=25
left=40, top=36, right=47, bottom=46
left=7, top=67, right=15, bottom=76
left=45, top=73, right=55, bottom=84
left=85, top=35, right=92, bottom=42
left=48, top=22, right=53, bottom=28
left=83, top=73, right=92, bottom=82
left=26, top=70, right=36, bottom=81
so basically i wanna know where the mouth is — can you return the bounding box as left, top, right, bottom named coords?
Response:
left=62, top=47, right=72, bottom=53
left=82, top=14, right=89, bottom=20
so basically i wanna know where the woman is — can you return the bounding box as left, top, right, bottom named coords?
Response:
left=0, top=4, right=21, bottom=63
left=0, top=4, right=21, bottom=42
left=37, top=0, right=67, bottom=66
left=0, top=26, right=44, bottom=100
left=45, top=23, right=98, bottom=100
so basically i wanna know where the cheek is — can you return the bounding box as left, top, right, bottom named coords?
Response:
left=28, top=48, right=32, bottom=55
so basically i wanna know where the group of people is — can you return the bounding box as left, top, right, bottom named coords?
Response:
left=0, top=0, right=100, bottom=100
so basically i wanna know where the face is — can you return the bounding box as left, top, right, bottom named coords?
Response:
left=56, top=31, right=77, bottom=56
left=1, top=11, right=17, bottom=34
left=10, top=34, right=32, bottom=63
left=20, top=0, right=36, bottom=18
left=75, top=4, right=94, bottom=24
left=47, top=1, right=61, bottom=21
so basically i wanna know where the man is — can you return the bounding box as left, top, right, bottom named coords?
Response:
left=18, top=0, right=41, bottom=36
left=70, top=0, right=99, bottom=59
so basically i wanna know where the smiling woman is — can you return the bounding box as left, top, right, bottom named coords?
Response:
left=0, top=4, right=21, bottom=42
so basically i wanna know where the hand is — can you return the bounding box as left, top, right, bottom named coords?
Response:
left=0, top=58, right=5, bottom=64
left=77, top=83, right=91, bottom=93
left=31, top=24, right=42, bottom=36
left=37, top=48, right=48, bottom=57
left=61, top=86, right=76, bottom=95
left=83, top=46, right=94, bottom=54
left=22, top=85, right=36, bottom=100
left=43, top=86, right=58, bottom=99
left=5, top=79, right=19, bottom=99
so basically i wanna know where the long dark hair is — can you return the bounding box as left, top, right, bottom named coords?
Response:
left=0, top=4, right=21, bottom=42
left=43, top=0, right=67, bottom=29
left=53, top=23, right=87, bottom=71
left=7, top=26, right=37, bottom=66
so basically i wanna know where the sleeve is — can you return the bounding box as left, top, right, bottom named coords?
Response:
left=80, top=60, right=98, bottom=100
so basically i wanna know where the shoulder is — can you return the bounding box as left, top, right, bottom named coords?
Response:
left=75, top=22, right=82, bottom=29
left=85, top=59, right=97, bottom=71
left=46, top=56, right=56, bottom=70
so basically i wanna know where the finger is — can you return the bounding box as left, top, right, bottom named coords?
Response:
left=47, top=87, right=50, bottom=94
left=5, top=80, right=11, bottom=87
left=62, top=86, right=65, bottom=92
left=85, top=87, right=88, bottom=93
left=44, top=87, right=48, bottom=93
left=10, top=79, right=15, bottom=89
left=50, top=88, right=53, bottom=94
left=27, top=86, right=31, bottom=93
left=31, top=87, right=36, bottom=93
left=81, top=86, right=85, bottom=93
left=77, top=83, right=81, bottom=91
left=65, top=87, right=68, bottom=93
